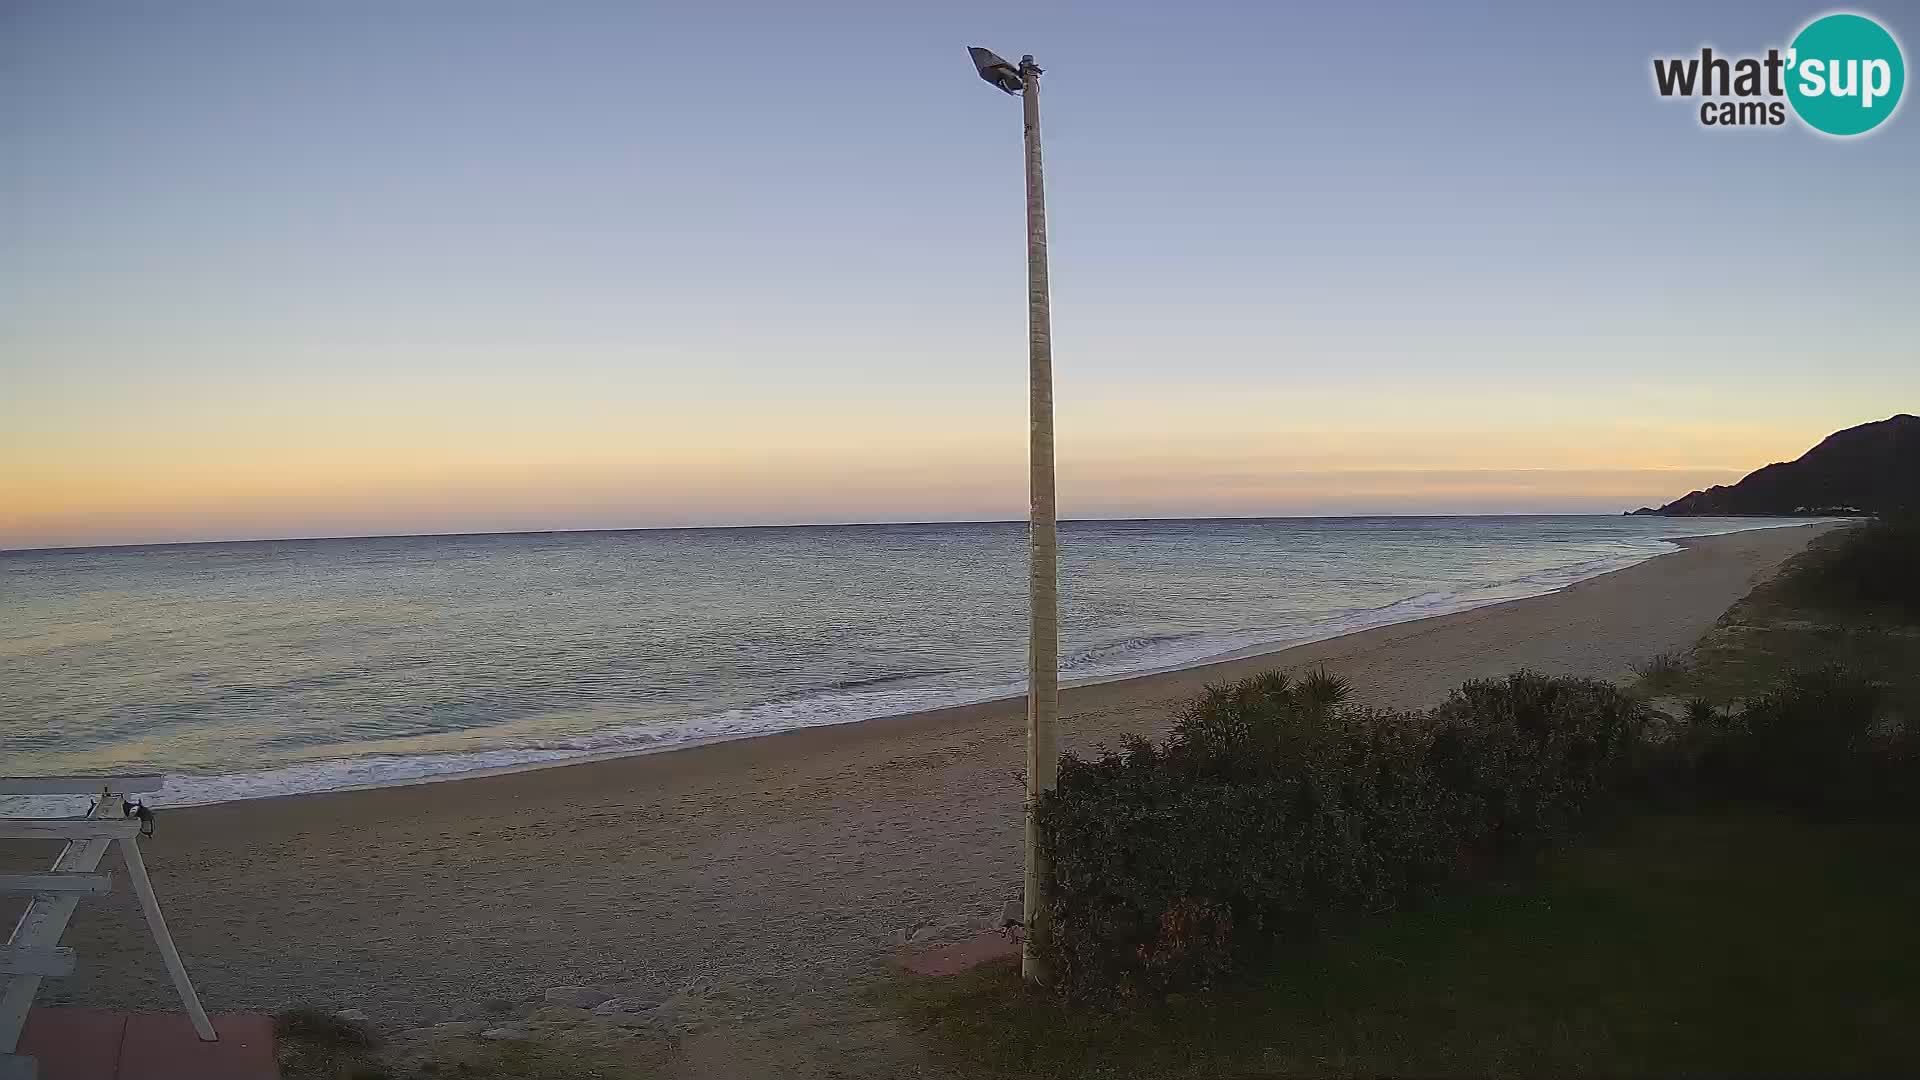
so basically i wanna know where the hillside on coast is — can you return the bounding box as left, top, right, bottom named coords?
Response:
left=1632, top=414, right=1919, bottom=516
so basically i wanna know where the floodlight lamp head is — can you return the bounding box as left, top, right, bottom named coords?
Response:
left=969, top=46, right=1025, bottom=94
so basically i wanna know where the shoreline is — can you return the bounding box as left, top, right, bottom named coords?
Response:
left=89, top=519, right=1823, bottom=810
left=16, top=521, right=1834, bottom=1023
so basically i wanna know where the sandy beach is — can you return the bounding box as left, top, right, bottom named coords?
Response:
left=10, top=523, right=1830, bottom=1041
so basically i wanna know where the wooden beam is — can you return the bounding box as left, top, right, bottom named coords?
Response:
left=0, top=874, right=111, bottom=897
left=0, top=801, right=115, bottom=1052
left=0, top=819, right=143, bottom=842
left=0, top=949, right=74, bottom=979
left=116, top=839, right=217, bottom=1042
left=0, top=776, right=163, bottom=796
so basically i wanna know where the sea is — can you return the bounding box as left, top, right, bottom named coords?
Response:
left=2, top=516, right=1800, bottom=808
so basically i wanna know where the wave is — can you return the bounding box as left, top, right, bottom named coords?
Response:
left=16, top=533, right=1704, bottom=812
left=1059, top=632, right=1208, bottom=674
left=823, top=668, right=958, bottom=692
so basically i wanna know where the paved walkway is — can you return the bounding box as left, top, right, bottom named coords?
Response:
left=14, top=1010, right=276, bottom=1080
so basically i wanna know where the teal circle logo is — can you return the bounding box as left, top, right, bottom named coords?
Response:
left=1786, top=13, right=1905, bottom=136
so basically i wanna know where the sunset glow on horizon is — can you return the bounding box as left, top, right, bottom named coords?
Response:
left=5, top=1, right=1915, bottom=551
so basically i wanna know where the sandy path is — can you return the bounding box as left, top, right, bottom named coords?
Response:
left=8, top=524, right=1826, bottom=1033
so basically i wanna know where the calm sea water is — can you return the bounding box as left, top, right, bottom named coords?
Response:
left=2, top=517, right=1795, bottom=806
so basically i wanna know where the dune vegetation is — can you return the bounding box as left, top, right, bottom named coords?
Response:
left=899, top=519, right=1920, bottom=1077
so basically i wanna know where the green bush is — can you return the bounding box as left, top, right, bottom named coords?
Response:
left=1694, top=666, right=1918, bottom=816
left=1034, top=671, right=1648, bottom=1003
left=1427, top=671, right=1649, bottom=844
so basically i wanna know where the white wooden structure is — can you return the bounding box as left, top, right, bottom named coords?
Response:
left=2, top=777, right=215, bottom=1078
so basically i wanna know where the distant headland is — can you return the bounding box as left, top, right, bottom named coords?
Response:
left=1630, top=414, right=1918, bottom=517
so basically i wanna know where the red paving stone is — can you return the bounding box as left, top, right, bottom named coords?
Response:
left=897, top=929, right=1022, bottom=976
left=17, top=1009, right=125, bottom=1080
left=16, top=1010, right=277, bottom=1080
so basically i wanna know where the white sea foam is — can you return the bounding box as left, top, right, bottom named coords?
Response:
left=88, top=534, right=1717, bottom=810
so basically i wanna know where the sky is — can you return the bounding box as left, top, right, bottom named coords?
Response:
left=3, top=0, right=1916, bottom=549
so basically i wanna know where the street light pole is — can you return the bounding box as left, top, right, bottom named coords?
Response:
left=1016, top=53, right=1058, bottom=989
left=970, top=45, right=1058, bottom=987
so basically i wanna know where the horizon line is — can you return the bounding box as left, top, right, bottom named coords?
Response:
left=0, top=509, right=1747, bottom=556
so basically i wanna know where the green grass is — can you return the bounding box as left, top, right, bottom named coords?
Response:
left=898, top=808, right=1920, bottom=1078
left=1669, top=524, right=1920, bottom=715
